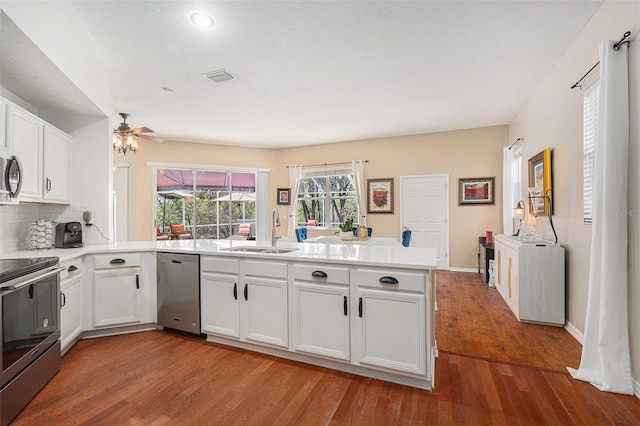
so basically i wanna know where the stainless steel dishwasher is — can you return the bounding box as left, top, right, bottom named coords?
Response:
left=157, top=252, right=201, bottom=335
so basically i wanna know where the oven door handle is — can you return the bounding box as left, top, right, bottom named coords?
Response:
left=5, top=266, right=66, bottom=291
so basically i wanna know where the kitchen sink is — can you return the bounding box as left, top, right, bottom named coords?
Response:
left=221, top=246, right=299, bottom=254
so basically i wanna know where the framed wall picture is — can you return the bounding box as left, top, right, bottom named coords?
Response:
left=367, top=178, right=394, bottom=213
left=527, top=148, right=552, bottom=216
left=458, top=177, right=495, bottom=205
left=277, top=188, right=291, bottom=205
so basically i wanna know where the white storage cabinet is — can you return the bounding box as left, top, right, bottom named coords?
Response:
left=60, top=257, right=83, bottom=354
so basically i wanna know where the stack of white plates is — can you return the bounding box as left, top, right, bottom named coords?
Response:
left=27, top=220, right=53, bottom=249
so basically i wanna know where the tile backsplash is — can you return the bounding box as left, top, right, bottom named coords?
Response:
left=0, top=203, right=111, bottom=253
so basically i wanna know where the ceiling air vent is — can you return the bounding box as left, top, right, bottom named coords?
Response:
left=204, top=69, right=236, bottom=83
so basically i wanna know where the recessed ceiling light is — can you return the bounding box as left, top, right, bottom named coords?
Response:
left=190, top=13, right=214, bottom=29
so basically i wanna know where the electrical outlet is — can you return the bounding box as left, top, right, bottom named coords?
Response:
left=82, top=211, right=93, bottom=225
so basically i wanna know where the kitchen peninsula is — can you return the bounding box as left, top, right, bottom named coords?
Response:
left=1, top=241, right=437, bottom=391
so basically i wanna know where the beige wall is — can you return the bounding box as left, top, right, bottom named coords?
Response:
left=509, top=1, right=640, bottom=381
left=122, top=125, right=507, bottom=269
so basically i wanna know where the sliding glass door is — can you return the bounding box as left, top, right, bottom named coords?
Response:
left=155, top=168, right=256, bottom=240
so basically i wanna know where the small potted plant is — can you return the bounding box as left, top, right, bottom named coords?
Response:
left=335, top=208, right=356, bottom=239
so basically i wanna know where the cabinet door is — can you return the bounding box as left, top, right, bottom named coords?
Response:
left=43, top=126, right=71, bottom=202
left=244, top=276, right=288, bottom=348
left=201, top=272, right=240, bottom=338
left=61, top=274, right=83, bottom=352
left=292, top=282, right=349, bottom=361
left=94, top=267, right=141, bottom=327
left=7, top=105, right=43, bottom=199
left=356, top=289, right=426, bottom=375
left=0, top=98, right=7, bottom=148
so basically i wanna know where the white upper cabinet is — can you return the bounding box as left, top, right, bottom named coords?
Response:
left=0, top=98, right=7, bottom=148
left=4, top=99, right=71, bottom=203
left=43, top=125, right=71, bottom=202
left=7, top=104, right=44, bottom=199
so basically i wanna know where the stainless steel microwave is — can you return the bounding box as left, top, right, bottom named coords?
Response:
left=0, top=149, right=22, bottom=205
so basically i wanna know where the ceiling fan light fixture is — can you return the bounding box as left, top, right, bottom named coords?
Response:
left=190, top=13, right=214, bottom=29
left=113, top=112, right=138, bottom=155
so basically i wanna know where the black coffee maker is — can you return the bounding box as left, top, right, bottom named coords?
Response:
left=54, top=222, right=84, bottom=248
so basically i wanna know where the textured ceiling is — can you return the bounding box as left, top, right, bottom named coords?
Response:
left=4, top=1, right=603, bottom=148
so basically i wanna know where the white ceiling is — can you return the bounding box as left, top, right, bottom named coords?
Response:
left=7, top=1, right=604, bottom=149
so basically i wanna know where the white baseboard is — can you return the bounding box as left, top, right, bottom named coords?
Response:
left=449, top=267, right=479, bottom=273
left=564, top=321, right=584, bottom=345
left=634, top=378, right=640, bottom=399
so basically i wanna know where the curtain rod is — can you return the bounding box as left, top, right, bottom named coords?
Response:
left=286, top=160, right=368, bottom=168
left=508, top=137, right=523, bottom=150
left=571, top=31, right=631, bottom=89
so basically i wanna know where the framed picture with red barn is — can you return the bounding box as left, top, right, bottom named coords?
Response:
left=458, top=177, right=495, bottom=205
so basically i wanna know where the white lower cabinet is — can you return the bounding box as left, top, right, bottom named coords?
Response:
left=200, top=255, right=434, bottom=389
left=94, top=267, right=142, bottom=327
left=201, top=257, right=288, bottom=349
left=60, top=258, right=83, bottom=353
left=352, top=268, right=427, bottom=376
left=291, top=264, right=350, bottom=361
left=84, top=252, right=156, bottom=331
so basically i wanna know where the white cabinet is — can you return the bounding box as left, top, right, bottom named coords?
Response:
left=201, top=257, right=240, bottom=338
left=94, top=266, right=141, bottom=327
left=352, top=268, right=427, bottom=376
left=4, top=99, right=71, bottom=203
left=494, top=234, right=565, bottom=326
left=0, top=98, right=7, bottom=147
left=201, top=257, right=288, bottom=349
left=43, top=125, right=71, bottom=202
left=7, top=104, right=44, bottom=199
left=85, top=252, right=156, bottom=331
left=60, top=258, right=83, bottom=354
left=290, top=263, right=350, bottom=361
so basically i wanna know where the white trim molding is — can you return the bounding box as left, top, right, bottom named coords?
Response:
left=564, top=321, right=585, bottom=345
left=449, top=267, right=477, bottom=273
left=147, top=161, right=269, bottom=173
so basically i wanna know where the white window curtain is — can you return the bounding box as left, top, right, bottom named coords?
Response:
left=352, top=160, right=367, bottom=226
left=287, top=165, right=303, bottom=241
left=568, top=39, right=632, bottom=394
left=502, top=143, right=521, bottom=235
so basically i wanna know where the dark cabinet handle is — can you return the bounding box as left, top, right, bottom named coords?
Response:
left=136, top=275, right=140, bottom=289
left=343, top=296, right=348, bottom=316
left=29, top=284, right=34, bottom=299
left=61, top=292, right=66, bottom=307
left=46, top=178, right=52, bottom=192
left=110, top=258, right=126, bottom=265
left=379, top=276, right=399, bottom=285
left=233, top=283, right=238, bottom=300
left=244, top=284, right=248, bottom=300
left=311, top=270, right=328, bottom=278
left=358, top=297, right=363, bottom=317
left=171, top=260, right=182, bottom=264
left=68, top=265, right=78, bottom=272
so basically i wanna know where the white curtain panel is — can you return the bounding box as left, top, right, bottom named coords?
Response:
left=568, top=40, right=632, bottom=394
left=502, top=146, right=514, bottom=235
left=352, top=160, right=367, bottom=226
left=287, top=165, right=303, bottom=241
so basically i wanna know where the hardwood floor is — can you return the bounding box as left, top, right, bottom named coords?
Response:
left=12, top=271, right=640, bottom=425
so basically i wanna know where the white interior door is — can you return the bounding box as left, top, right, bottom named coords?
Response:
left=400, top=174, right=449, bottom=270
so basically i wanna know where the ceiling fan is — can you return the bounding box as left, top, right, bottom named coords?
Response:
left=113, top=112, right=164, bottom=153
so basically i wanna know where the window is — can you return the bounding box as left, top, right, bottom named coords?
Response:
left=296, top=168, right=359, bottom=229
left=154, top=166, right=261, bottom=239
left=583, top=79, right=600, bottom=224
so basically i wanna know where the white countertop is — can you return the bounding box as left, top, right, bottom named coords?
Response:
left=0, top=240, right=437, bottom=270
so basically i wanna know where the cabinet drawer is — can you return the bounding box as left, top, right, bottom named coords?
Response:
left=94, top=253, right=141, bottom=269
left=293, top=263, right=349, bottom=285
left=353, top=268, right=425, bottom=293
left=201, top=256, right=239, bottom=274
left=60, top=258, right=82, bottom=281
left=244, top=260, right=287, bottom=279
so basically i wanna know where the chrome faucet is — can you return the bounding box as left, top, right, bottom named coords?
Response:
left=271, top=208, right=281, bottom=246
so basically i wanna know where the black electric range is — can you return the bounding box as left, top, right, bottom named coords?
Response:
left=0, top=256, right=59, bottom=284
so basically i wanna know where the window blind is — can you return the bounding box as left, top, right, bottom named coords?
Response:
left=583, top=80, right=600, bottom=224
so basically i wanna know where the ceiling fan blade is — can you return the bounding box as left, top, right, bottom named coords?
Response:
left=132, top=126, right=154, bottom=135
left=138, top=134, right=165, bottom=143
